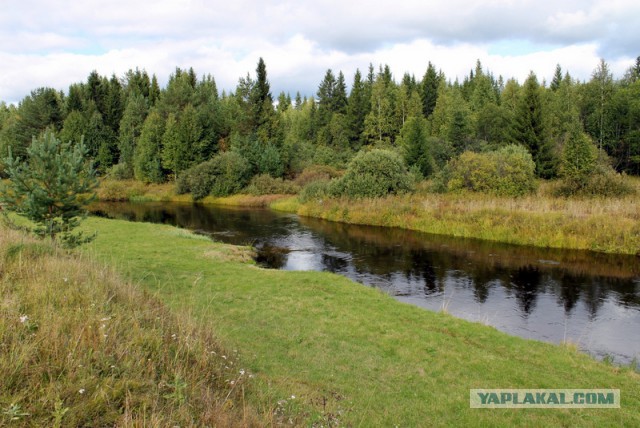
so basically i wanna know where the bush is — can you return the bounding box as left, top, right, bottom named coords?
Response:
left=176, top=152, right=251, bottom=200
left=244, top=174, right=300, bottom=195
left=299, top=179, right=333, bottom=203
left=312, top=145, right=351, bottom=169
left=553, top=133, right=635, bottom=197
left=106, top=163, right=134, bottom=180
left=445, top=145, right=537, bottom=196
left=294, top=165, right=343, bottom=187
left=331, top=149, right=414, bottom=198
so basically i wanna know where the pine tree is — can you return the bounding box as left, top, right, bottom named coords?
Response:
left=0, top=131, right=97, bottom=247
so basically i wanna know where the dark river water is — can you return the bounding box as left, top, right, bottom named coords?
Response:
left=91, top=201, right=640, bottom=365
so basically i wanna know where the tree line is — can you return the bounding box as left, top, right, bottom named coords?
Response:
left=1, top=56, right=639, bottom=188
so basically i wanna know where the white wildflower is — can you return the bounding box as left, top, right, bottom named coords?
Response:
left=19, top=315, right=28, bottom=324
left=79, top=388, right=86, bottom=394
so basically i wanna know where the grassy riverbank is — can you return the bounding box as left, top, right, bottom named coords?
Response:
left=0, top=226, right=263, bottom=426
left=271, top=189, right=640, bottom=255
left=75, top=216, right=640, bottom=426
left=96, top=178, right=640, bottom=255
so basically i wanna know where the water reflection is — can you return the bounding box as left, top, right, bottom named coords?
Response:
left=91, top=201, right=640, bottom=364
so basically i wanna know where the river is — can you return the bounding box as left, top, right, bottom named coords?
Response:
left=91, top=201, right=640, bottom=365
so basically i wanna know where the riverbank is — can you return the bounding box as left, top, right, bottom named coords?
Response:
left=0, top=226, right=263, bottom=426
left=96, top=178, right=640, bottom=255
left=79, top=216, right=639, bottom=426
left=271, top=191, right=640, bottom=255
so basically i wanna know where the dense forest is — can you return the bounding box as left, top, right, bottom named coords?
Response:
left=1, top=57, right=639, bottom=197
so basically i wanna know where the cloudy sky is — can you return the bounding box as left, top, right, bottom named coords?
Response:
left=1, top=0, right=638, bottom=104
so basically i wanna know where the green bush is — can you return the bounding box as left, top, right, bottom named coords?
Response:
left=553, top=133, right=635, bottom=197
left=331, top=149, right=414, bottom=198
left=106, top=163, right=133, bottom=180
left=299, top=179, right=333, bottom=203
left=244, top=174, right=300, bottom=195
left=176, top=152, right=251, bottom=200
left=445, top=145, right=537, bottom=196
left=294, top=165, right=343, bottom=187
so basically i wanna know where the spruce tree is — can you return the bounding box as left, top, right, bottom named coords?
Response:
left=512, top=72, right=556, bottom=178
left=421, top=62, right=439, bottom=118
left=118, top=93, right=148, bottom=175
left=134, top=109, right=165, bottom=183
left=346, top=69, right=368, bottom=149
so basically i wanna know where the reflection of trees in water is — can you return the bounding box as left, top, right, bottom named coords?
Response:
left=502, top=265, right=542, bottom=316
left=92, top=202, right=640, bottom=319
left=322, top=253, right=349, bottom=272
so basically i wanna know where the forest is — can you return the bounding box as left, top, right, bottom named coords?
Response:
left=1, top=57, right=639, bottom=199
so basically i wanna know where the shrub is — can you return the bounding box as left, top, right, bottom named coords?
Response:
left=553, top=133, right=635, bottom=197
left=106, top=163, right=134, bottom=180
left=176, top=152, right=251, bottom=200
left=445, top=145, right=537, bottom=196
left=244, top=174, right=300, bottom=195
left=294, top=165, right=343, bottom=187
left=331, top=149, right=414, bottom=198
left=299, top=179, right=333, bottom=203
left=312, top=145, right=351, bottom=169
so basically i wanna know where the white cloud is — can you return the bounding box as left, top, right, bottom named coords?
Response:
left=0, top=0, right=638, bottom=103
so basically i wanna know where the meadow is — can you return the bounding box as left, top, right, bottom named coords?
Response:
left=80, top=217, right=640, bottom=426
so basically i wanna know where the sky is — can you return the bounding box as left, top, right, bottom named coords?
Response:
left=1, top=0, right=639, bottom=104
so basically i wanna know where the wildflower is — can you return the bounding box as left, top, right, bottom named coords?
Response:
left=239, top=369, right=245, bottom=376
left=19, top=315, right=28, bottom=324
left=79, top=388, right=86, bottom=394
left=291, top=395, right=296, bottom=399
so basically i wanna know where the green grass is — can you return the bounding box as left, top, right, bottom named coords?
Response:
left=0, top=225, right=264, bottom=426
left=81, top=216, right=640, bottom=426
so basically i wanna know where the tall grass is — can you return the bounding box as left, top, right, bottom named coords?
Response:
left=0, top=227, right=263, bottom=426
left=273, top=183, right=640, bottom=254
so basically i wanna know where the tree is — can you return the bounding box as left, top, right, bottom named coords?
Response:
left=399, top=116, right=433, bottom=177
left=561, top=129, right=597, bottom=188
left=363, top=73, right=396, bottom=146
left=134, top=109, right=165, bottom=183
left=0, top=131, right=97, bottom=247
left=421, top=62, right=439, bottom=118
left=550, top=64, right=563, bottom=92
left=512, top=72, right=557, bottom=178
left=118, top=93, right=148, bottom=175
left=332, top=149, right=414, bottom=198
left=346, top=69, right=369, bottom=149
left=250, top=58, right=274, bottom=138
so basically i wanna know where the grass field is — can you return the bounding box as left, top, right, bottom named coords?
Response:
left=75, top=216, right=640, bottom=426
left=0, top=225, right=264, bottom=426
